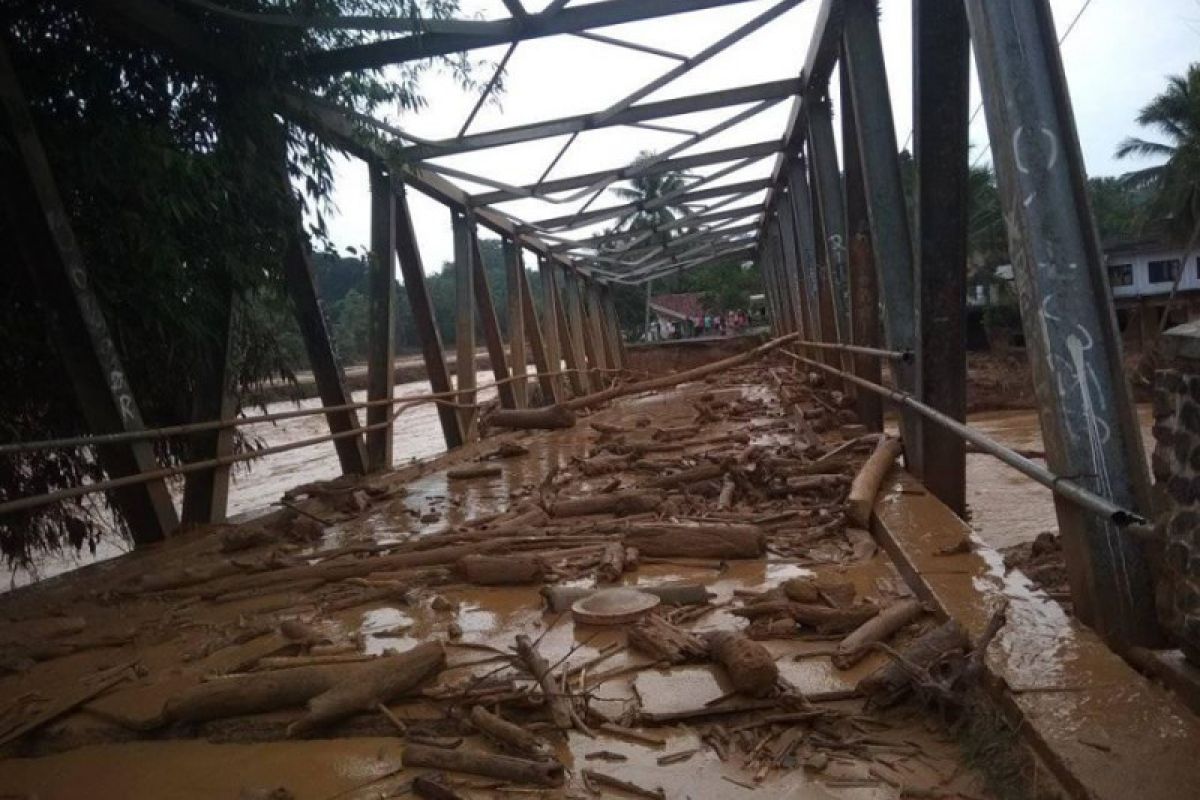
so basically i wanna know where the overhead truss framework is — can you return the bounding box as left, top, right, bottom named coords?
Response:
left=74, top=0, right=1160, bottom=650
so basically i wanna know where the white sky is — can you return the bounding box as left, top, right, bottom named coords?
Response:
left=320, top=0, right=1200, bottom=275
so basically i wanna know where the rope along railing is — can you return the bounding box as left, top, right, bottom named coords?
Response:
left=0, top=363, right=638, bottom=517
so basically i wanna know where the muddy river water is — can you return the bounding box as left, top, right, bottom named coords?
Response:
left=4, top=374, right=1155, bottom=588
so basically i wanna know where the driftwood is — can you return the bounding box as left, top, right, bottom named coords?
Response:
left=578, top=455, right=633, bottom=476
left=623, top=524, right=764, bottom=559
left=845, top=527, right=878, bottom=560
left=446, top=463, right=502, bottom=480
left=514, top=634, right=574, bottom=730
left=596, top=542, right=628, bottom=583
left=165, top=643, right=443, bottom=726
left=582, top=770, right=665, bottom=800
left=469, top=705, right=551, bottom=759
left=402, top=743, right=565, bottom=786
left=643, top=462, right=725, bottom=490
left=834, top=599, right=925, bottom=669
left=784, top=474, right=851, bottom=492
left=0, top=661, right=134, bottom=747
left=488, top=404, right=576, bottom=430
left=627, top=615, right=708, bottom=664
left=412, top=776, right=465, bottom=800
left=288, top=642, right=444, bottom=735
left=565, top=332, right=800, bottom=410
left=456, top=554, right=544, bottom=585
left=847, top=436, right=904, bottom=527
left=858, top=619, right=970, bottom=699
left=549, top=490, right=661, bottom=518
left=733, top=601, right=879, bottom=633
left=707, top=631, right=778, bottom=698
left=541, top=584, right=711, bottom=613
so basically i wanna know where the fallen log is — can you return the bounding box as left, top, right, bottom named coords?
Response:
left=733, top=601, right=879, bottom=633
left=412, top=776, right=465, bottom=800
left=847, top=436, right=904, bottom=527
left=596, top=542, right=627, bottom=583
left=487, top=404, right=576, bottom=430
left=165, top=644, right=442, bottom=725
left=456, top=554, right=545, bottom=585
left=402, top=743, right=564, bottom=787
left=707, top=631, right=778, bottom=698
left=469, top=705, right=551, bottom=759
left=643, top=462, right=725, bottom=490
left=288, top=642, right=444, bottom=736
left=514, top=634, right=574, bottom=730
left=582, top=769, right=665, bottom=800
left=858, top=619, right=970, bottom=699
left=833, top=599, right=925, bottom=669
left=623, top=524, right=764, bottom=559
left=541, top=584, right=711, bottom=613
left=578, top=455, right=633, bottom=476
left=627, top=615, right=708, bottom=664
left=0, top=661, right=135, bottom=747
left=784, top=474, right=851, bottom=492
left=446, top=463, right=502, bottom=480
left=549, top=490, right=661, bottom=518
left=565, top=332, right=799, bottom=410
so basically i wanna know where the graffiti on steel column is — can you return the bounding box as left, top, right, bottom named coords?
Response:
left=1011, top=125, right=1059, bottom=207
left=69, top=265, right=138, bottom=424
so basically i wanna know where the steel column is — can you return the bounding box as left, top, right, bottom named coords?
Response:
left=785, top=157, right=823, bottom=341
left=366, top=164, right=396, bottom=471
left=503, top=238, right=528, bottom=408
left=601, top=284, right=626, bottom=369
left=589, top=282, right=617, bottom=379
left=840, top=54, right=883, bottom=431
left=842, top=0, right=920, bottom=466
left=914, top=0, right=970, bottom=514
left=565, top=270, right=601, bottom=388
left=775, top=194, right=807, bottom=337
left=181, top=292, right=237, bottom=525
left=470, top=229, right=517, bottom=409
left=517, top=250, right=557, bottom=405
left=548, top=262, right=588, bottom=395
left=393, top=184, right=463, bottom=449
left=451, top=210, right=478, bottom=441
left=807, top=100, right=852, bottom=349
left=965, top=0, right=1158, bottom=644
left=538, top=257, right=574, bottom=396
left=283, top=223, right=369, bottom=476
left=0, top=42, right=179, bottom=543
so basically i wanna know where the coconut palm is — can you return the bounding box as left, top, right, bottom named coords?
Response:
left=1116, top=64, right=1200, bottom=243
left=611, top=151, right=694, bottom=236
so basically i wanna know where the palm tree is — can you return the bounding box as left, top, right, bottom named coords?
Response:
left=610, top=151, right=694, bottom=237
left=1116, top=64, right=1200, bottom=243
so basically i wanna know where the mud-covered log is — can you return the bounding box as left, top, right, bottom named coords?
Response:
left=595, top=542, right=626, bottom=583
left=457, top=554, right=545, bottom=585
left=643, top=462, right=725, bottom=490
left=707, top=631, right=778, bottom=697
left=469, top=705, right=552, bottom=759
left=446, top=463, right=502, bottom=480
left=288, top=642, right=444, bottom=735
left=165, top=664, right=346, bottom=723
left=550, top=490, right=661, bottom=518
left=402, top=743, right=565, bottom=786
left=858, top=619, right=970, bottom=698
left=733, top=601, right=879, bottom=633
left=847, top=436, right=904, bottom=527
left=627, top=616, right=708, bottom=664
left=514, top=633, right=574, bottom=730
left=541, top=584, right=711, bottom=613
left=488, top=404, right=576, bottom=430
left=623, top=524, right=764, bottom=559
left=834, top=599, right=925, bottom=669
left=578, top=455, right=633, bottom=476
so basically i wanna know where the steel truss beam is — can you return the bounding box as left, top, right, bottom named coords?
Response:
left=298, top=0, right=766, bottom=74
left=551, top=203, right=763, bottom=254
left=529, top=178, right=771, bottom=232
left=471, top=140, right=781, bottom=206
left=395, top=79, right=798, bottom=163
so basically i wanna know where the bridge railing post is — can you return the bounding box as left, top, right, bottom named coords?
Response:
left=966, top=0, right=1160, bottom=645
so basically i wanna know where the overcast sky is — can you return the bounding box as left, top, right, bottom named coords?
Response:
left=319, top=0, right=1200, bottom=276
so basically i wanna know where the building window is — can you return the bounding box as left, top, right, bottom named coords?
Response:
left=1148, top=258, right=1182, bottom=284
left=1108, top=263, right=1134, bottom=287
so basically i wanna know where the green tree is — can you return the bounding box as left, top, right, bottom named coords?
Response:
left=611, top=151, right=693, bottom=240
left=1116, top=63, right=1200, bottom=243
left=0, top=0, right=478, bottom=564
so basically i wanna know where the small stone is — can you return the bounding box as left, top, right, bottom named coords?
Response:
left=447, top=621, right=463, bottom=639
left=430, top=594, right=456, bottom=612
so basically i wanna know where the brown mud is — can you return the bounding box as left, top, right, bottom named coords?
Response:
left=0, top=355, right=1024, bottom=799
